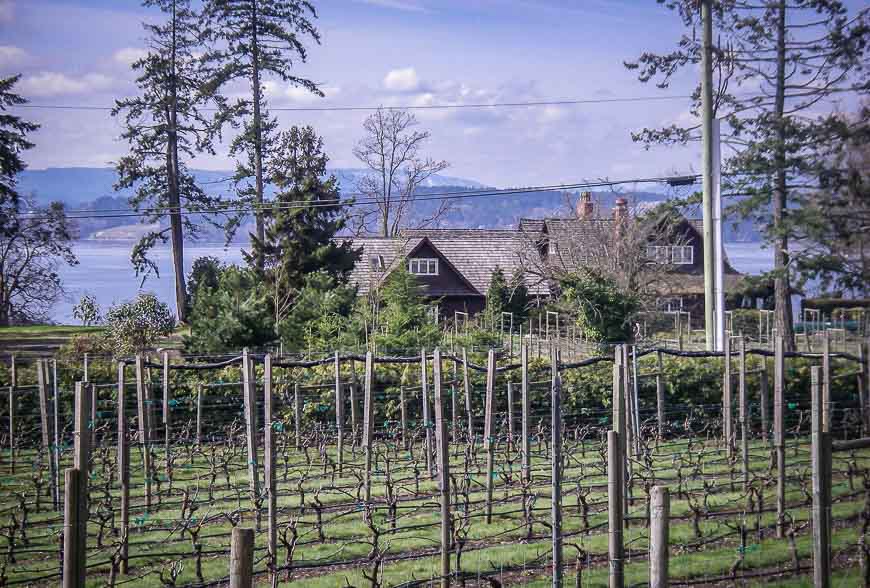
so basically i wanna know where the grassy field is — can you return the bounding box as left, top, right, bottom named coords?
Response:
left=1, top=424, right=865, bottom=587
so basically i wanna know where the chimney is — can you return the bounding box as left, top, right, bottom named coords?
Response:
left=575, top=191, right=594, bottom=219
left=612, top=197, right=628, bottom=222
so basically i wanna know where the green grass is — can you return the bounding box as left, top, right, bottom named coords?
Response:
left=1, top=434, right=866, bottom=587
left=0, top=324, right=103, bottom=339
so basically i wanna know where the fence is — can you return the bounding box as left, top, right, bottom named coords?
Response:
left=1, top=337, right=869, bottom=586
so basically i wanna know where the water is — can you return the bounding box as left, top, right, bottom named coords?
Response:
left=52, top=240, right=774, bottom=324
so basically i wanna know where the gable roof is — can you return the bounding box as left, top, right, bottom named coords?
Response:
left=340, top=229, right=549, bottom=297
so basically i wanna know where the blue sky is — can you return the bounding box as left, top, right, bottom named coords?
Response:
left=0, top=0, right=833, bottom=187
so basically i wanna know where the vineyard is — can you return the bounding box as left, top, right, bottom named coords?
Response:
left=1, top=337, right=869, bottom=587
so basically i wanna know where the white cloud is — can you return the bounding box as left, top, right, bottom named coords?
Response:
left=20, top=72, right=114, bottom=97
left=0, top=45, right=26, bottom=67
left=0, top=0, right=13, bottom=24
left=383, top=67, right=419, bottom=92
left=113, top=47, right=148, bottom=66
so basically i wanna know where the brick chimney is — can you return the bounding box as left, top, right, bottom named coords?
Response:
left=612, top=197, right=628, bottom=222
left=575, top=191, right=594, bottom=219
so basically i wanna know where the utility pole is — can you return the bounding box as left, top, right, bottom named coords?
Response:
left=701, top=0, right=716, bottom=351
left=712, top=119, right=725, bottom=352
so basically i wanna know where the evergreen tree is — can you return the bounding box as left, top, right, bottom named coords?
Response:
left=370, top=264, right=440, bottom=351
left=202, top=0, right=323, bottom=267
left=485, top=266, right=509, bottom=327
left=507, top=267, right=530, bottom=323
left=624, top=0, right=869, bottom=350
left=113, top=0, right=229, bottom=322
left=246, top=126, right=360, bottom=330
left=0, top=75, right=39, bottom=236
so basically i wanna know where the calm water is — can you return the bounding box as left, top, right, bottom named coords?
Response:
left=52, top=240, right=774, bottom=323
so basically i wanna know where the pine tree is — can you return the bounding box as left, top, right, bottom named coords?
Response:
left=246, top=126, right=359, bottom=328
left=0, top=75, right=39, bottom=236
left=113, top=0, right=229, bottom=322
left=625, top=0, right=869, bottom=350
left=202, top=0, right=323, bottom=267
left=485, top=266, right=509, bottom=327
left=507, top=267, right=530, bottom=323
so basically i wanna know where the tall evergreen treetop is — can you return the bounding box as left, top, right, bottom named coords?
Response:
left=202, top=0, right=324, bottom=267
left=247, top=125, right=359, bottom=326
left=0, top=75, right=39, bottom=234
left=113, top=0, right=231, bottom=322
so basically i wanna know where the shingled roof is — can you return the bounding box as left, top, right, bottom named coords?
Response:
left=340, top=229, right=549, bottom=297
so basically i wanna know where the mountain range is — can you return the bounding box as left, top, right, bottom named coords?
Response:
left=17, top=167, right=761, bottom=241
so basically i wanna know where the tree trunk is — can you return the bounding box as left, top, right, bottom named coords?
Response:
left=250, top=0, right=265, bottom=270
left=773, top=0, right=795, bottom=351
left=167, top=0, right=188, bottom=323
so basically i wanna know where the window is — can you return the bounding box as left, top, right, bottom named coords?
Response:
left=408, top=258, right=438, bottom=276
left=670, top=245, right=693, bottom=265
left=369, top=255, right=385, bottom=272
left=646, top=246, right=670, bottom=264
left=657, top=297, right=683, bottom=312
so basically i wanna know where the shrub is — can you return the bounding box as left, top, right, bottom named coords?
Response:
left=72, top=294, right=102, bottom=326
left=105, top=292, right=175, bottom=355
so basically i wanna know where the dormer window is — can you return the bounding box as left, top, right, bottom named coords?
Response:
left=408, top=258, right=438, bottom=276
left=370, top=255, right=385, bottom=272
left=671, top=246, right=693, bottom=265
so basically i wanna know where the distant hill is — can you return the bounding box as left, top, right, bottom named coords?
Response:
left=17, top=167, right=761, bottom=241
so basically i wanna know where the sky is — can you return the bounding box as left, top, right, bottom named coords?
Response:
left=0, top=0, right=858, bottom=188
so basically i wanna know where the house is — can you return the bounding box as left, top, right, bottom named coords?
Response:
left=345, top=229, right=548, bottom=316
left=342, top=193, right=745, bottom=318
left=517, top=193, right=745, bottom=314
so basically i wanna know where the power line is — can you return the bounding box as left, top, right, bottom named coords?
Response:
left=18, top=174, right=701, bottom=222
left=10, top=94, right=694, bottom=113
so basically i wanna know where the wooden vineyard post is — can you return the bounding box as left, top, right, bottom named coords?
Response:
left=229, top=527, right=254, bottom=588
left=451, top=358, right=458, bottom=449
left=83, top=353, right=89, bottom=383
left=399, top=386, right=408, bottom=450
left=433, top=349, right=451, bottom=588
left=421, top=348, right=434, bottom=477
left=38, top=360, right=56, bottom=498
left=89, top=383, right=97, bottom=449
left=6, top=386, right=13, bottom=475
left=521, top=345, right=530, bottom=484
left=264, top=354, right=277, bottom=580
left=620, top=346, right=635, bottom=459
left=462, top=348, right=473, bottom=440
left=811, top=366, right=831, bottom=588
left=484, top=349, right=496, bottom=524
left=62, top=468, right=85, bottom=588
left=774, top=336, right=786, bottom=538
left=135, top=354, right=153, bottom=511
left=655, top=350, right=665, bottom=445
left=117, top=362, right=130, bottom=574
left=551, top=368, right=563, bottom=588
left=822, top=332, right=831, bottom=433
left=607, top=430, right=624, bottom=588
left=334, top=352, right=344, bottom=474
left=739, top=338, right=749, bottom=490
left=52, top=360, right=60, bottom=511
left=760, top=357, right=770, bottom=444
left=241, top=349, right=260, bottom=525
left=294, top=383, right=302, bottom=450
left=162, top=351, right=171, bottom=469
left=196, top=384, right=203, bottom=446
left=506, top=381, right=515, bottom=453
left=859, top=341, right=868, bottom=436
left=363, top=351, right=374, bottom=505
left=649, top=486, right=670, bottom=588
left=613, top=346, right=629, bottom=523
left=350, top=361, right=359, bottom=444
left=73, top=381, right=90, bottom=555
left=723, top=335, right=733, bottom=457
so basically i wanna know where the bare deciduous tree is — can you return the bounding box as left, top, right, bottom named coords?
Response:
left=352, top=109, right=449, bottom=237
